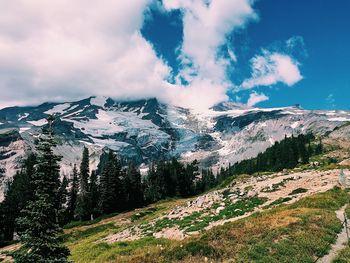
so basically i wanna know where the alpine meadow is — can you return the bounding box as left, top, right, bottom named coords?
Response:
left=1, top=1, right=350, bottom=263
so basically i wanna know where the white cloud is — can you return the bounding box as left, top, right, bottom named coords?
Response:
left=241, top=51, right=303, bottom=90
left=326, top=93, right=336, bottom=108
left=0, top=1, right=306, bottom=111
left=246, top=92, right=269, bottom=107
left=162, top=0, right=257, bottom=108
left=0, top=1, right=173, bottom=107
left=0, top=0, right=259, bottom=110
left=163, top=0, right=256, bottom=80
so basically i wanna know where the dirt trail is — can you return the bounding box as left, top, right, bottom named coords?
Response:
left=317, top=205, right=348, bottom=263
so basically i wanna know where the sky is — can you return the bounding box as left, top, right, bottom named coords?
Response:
left=0, top=0, right=349, bottom=110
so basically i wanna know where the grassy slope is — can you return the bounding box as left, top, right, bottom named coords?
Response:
left=333, top=206, right=350, bottom=263
left=64, top=198, right=187, bottom=263
left=64, top=187, right=350, bottom=263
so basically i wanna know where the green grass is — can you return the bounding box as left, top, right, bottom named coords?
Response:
left=333, top=246, right=350, bottom=263
left=130, top=207, right=160, bottom=222
left=261, top=177, right=296, bottom=193
left=346, top=206, right=350, bottom=219
left=268, top=197, right=293, bottom=207
left=63, top=212, right=120, bottom=229
left=64, top=223, right=119, bottom=245
left=139, top=196, right=267, bottom=235
left=64, top=194, right=268, bottom=262
left=69, top=236, right=175, bottom=263
left=131, top=187, right=349, bottom=263
left=332, top=205, right=350, bottom=263
left=63, top=187, right=350, bottom=263
left=215, top=175, right=236, bottom=189
left=289, top=188, right=308, bottom=195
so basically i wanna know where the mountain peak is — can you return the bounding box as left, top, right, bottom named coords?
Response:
left=90, top=96, right=109, bottom=108
left=211, top=101, right=251, bottom=112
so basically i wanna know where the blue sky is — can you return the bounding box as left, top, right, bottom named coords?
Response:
left=142, top=0, right=350, bottom=109
left=0, top=0, right=349, bottom=110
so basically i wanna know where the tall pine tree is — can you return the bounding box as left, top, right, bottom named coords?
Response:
left=75, top=147, right=91, bottom=221
left=14, top=115, right=70, bottom=262
left=67, top=164, right=79, bottom=222
left=125, top=161, right=144, bottom=209
left=57, top=175, right=69, bottom=226
left=0, top=154, right=36, bottom=241
left=89, top=170, right=99, bottom=220
left=80, top=147, right=89, bottom=194
left=99, top=151, right=113, bottom=214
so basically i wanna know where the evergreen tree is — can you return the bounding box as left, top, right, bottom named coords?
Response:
left=0, top=154, right=36, bottom=241
left=166, top=159, right=179, bottom=197
left=89, top=170, right=99, bottom=220
left=197, top=168, right=216, bottom=193
left=125, top=161, right=144, bottom=209
left=227, top=133, right=316, bottom=178
left=308, top=142, right=313, bottom=157
left=57, top=175, right=69, bottom=226
left=76, top=147, right=91, bottom=221
left=14, top=115, right=70, bottom=262
left=144, top=163, right=162, bottom=203
left=99, top=151, right=124, bottom=214
left=178, top=160, right=198, bottom=197
left=298, top=135, right=309, bottom=164
left=0, top=201, right=5, bottom=246
left=67, top=164, right=79, bottom=222
left=109, top=153, right=125, bottom=212
left=80, top=147, right=89, bottom=194
left=315, top=138, right=323, bottom=155
left=99, top=151, right=113, bottom=214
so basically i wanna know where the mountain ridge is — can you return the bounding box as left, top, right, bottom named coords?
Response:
left=1, top=96, right=350, bottom=199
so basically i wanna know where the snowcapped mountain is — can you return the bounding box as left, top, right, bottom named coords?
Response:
left=1, top=96, right=350, bottom=199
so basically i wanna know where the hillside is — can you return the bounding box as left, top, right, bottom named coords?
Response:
left=2, top=126, right=350, bottom=262
left=2, top=166, right=348, bottom=262
left=1, top=96, right=350, bottom=199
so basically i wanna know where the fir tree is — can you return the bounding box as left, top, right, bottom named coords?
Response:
left=166, top=159, right=180, bottom=197
left=14, top=115, right=70, bottom=262
left=178, top=160, right=198, bottom=197
left=144, top=163, right=162, bottom=204
left=315, top=138, right=323, bottom=155
left=99, top=151, right=124, bottom=214
left=109, top=153, right=125, bottom=212
left=0, top=154, right=36, bottom=241
left=76, top=147, right=91, bottom=221
left=99, top=152, right=113, bottom=214
left=57, top=175, right=69, bottom=226
left=67, top=164, right=79, bottom=222
left=125, top=161, right=144, bottom=209
left=80, top=147, right=89, bottom=194
left=89, top=170, right=99, bottom=220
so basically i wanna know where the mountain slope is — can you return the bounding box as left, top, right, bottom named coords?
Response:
left=1, top=96, right=350, bottom=198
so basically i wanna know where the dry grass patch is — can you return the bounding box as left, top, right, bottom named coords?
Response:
left=130, top=187, right=349, bottom=263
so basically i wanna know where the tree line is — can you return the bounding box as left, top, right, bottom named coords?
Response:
left=217, top=133, right=323, bottom=182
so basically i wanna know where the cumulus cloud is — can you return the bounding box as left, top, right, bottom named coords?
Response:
left=241, top=51, right=303, bottom=90
left=0, top=1, right=305, bottom=111
left=0, top=0, right=173, bottom=107
left=162, top=0, right=257, bottom=108
left=246, top=92, right=269, bottom=107
left=163, top=0, right=256, bottom=81
left=0, top=0, right=259, bottom=110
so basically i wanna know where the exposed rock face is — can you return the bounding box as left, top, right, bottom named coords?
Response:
left=1, top=96, right=350, bottom=198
